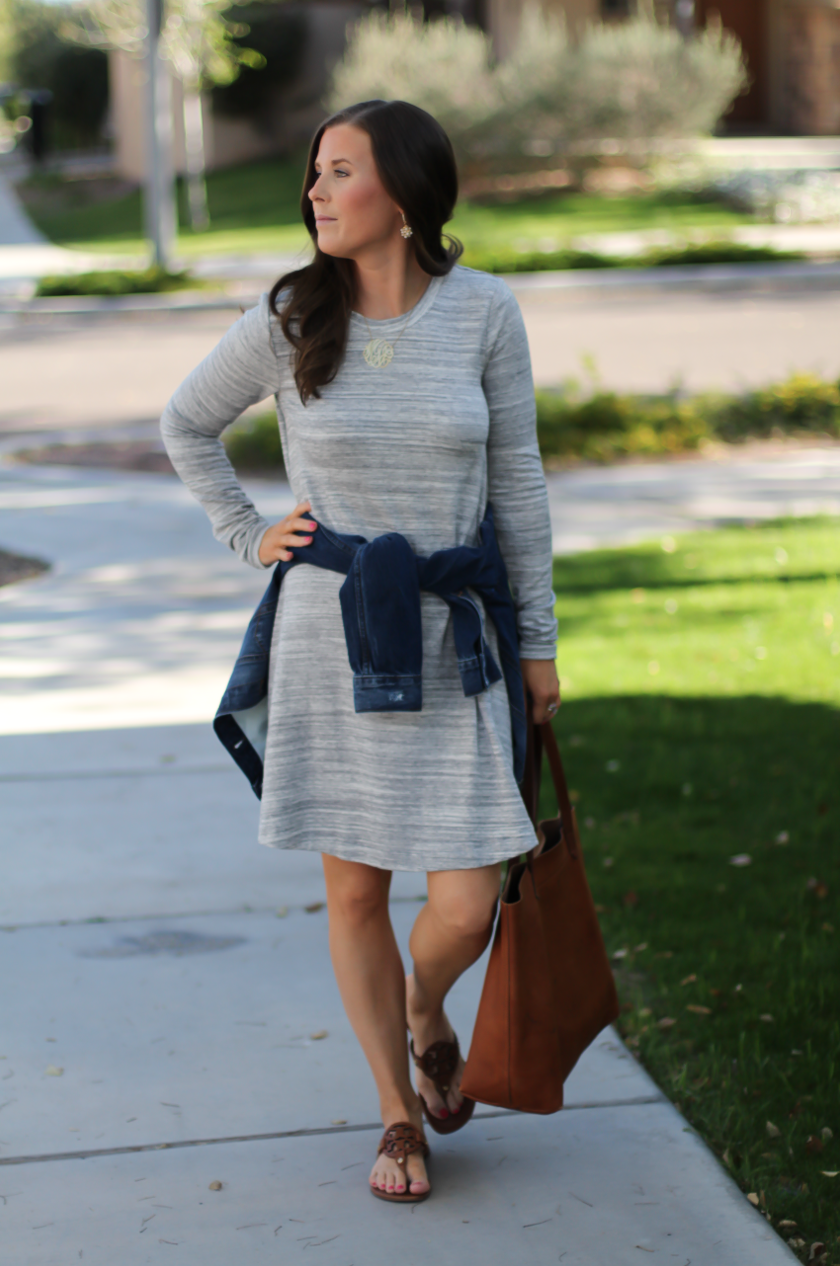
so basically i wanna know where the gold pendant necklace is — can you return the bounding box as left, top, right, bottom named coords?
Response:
left=361, top=308, right=413, bottom=368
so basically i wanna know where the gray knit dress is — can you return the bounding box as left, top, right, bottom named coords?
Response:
left=161, top=264, right=558, bottom=871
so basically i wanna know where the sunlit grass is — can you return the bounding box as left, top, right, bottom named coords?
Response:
left=545, top=517, right=840, bottom=1262
left=20, top=153, right=752, bottom=259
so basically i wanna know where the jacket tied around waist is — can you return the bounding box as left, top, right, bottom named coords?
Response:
left=213, top=502, right=527, bottom=798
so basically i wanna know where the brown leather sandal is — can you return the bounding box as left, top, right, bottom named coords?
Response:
left=370, top=1122, right=431, bottom=1204
left=409, top=1031, right=476, bottom=1136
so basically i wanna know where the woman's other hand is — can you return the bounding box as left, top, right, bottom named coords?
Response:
left=521, top=658, right=561, bottom=724
left=258, top=501, right=318, bottom=565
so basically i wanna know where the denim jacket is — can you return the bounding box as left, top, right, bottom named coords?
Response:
left=213, top=503, right=526, bottom=798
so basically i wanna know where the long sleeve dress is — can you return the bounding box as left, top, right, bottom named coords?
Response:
left=161, top=264, right=558, bottom=871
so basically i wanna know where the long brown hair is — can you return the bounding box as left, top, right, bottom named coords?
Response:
left=269, top=99, right=462, bottom=404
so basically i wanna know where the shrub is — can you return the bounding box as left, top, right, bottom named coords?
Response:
left=224, top=411, right=284, bottom=475
left=716, top=374, right=840, bottom=442
left=536, top=389, right=712, bottom=464
left=536, top=373, right=840, bottom=466
left=461, top=241, right=801, bottom=274
left=327, top=8, right=498, bottom=167
left=327, top=5, right=747, bottom=173
left=35, top=266, right=194, bottom=296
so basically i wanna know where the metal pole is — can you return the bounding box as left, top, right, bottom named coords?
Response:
left=145, top=0, right=177, bottom=268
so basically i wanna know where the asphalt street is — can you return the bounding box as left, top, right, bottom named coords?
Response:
left=2, top=269, right=840, bottom=436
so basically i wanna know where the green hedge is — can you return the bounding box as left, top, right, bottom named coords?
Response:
left=536, top=373, right=840, bottom=465
left=461, top=241, right=803, bottom=275
left=224, top=412, right=285, bottom=474
left=35, top=267, right=195, bottom=297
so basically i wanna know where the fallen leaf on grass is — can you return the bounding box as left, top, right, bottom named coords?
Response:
left=310, top=1031, right=328, bottom=1041
left=759, top=1014, right=775, bottom=1023
left=822, top=1127, right=834, bottom=1141
left=808, top=1245, right=827, bottom=1261
left=686, top=1004, right=711, bottom=1015
left=729, top=854, right=752, bottom=867
left=821, top=1171, right=839, bottom=1178
left=806, top=1136, right=824, bottom=1155
left=634, top=942, right=648, bottom=952
left=45, top=1066, right=63, bottom=1076
left=612, top=947, right=628, bottom=959
left=656, top=1017, right=676, bottom=1030
left=789, top=1239, right=806, bottom=1250
left=747, top=1193, right=759, bottom=1206
left=775, top=831, right=789, bottom=845
left=680, top=974, right=697, bottom=986
left=722, top=1148, right=732, bottom=1166
left=778, top=1220, right=797, bottom=1229
left=766, top=1121, right=781, bottom=1139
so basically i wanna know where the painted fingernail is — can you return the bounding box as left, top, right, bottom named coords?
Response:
left=307, top=522, right=317, bottom=529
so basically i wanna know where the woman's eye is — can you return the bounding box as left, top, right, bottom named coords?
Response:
left=335, top=168, right=349, bottom=177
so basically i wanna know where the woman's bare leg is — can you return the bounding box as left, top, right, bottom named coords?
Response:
left=406, top=864, right=501, bottom=1121
left=321, top=853, right=428, bottom=1197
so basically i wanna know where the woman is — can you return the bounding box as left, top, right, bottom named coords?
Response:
left=161, top=99, right=559, bottom=1204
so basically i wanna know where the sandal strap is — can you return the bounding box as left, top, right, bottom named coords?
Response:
left=409, top=1034, right=460, bottom=1092
left=377, top=1122, right=430, bottom=1166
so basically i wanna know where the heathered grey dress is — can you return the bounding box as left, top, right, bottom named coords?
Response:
left=161, top=264, right=558, bottom=871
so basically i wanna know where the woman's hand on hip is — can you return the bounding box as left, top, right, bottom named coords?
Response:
left=258, top=501, right=318, bottom=565
left=521, top=658, right=561, bottom=724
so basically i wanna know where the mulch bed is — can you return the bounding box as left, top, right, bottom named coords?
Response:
left=11, top=441, right=176, bottom=475
left=0, top=549, right=50, bottom=588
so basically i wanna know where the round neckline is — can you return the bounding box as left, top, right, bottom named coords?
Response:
left=350, top=272, right=444, bottom=331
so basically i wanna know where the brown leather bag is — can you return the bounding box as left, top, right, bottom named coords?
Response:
left=460, top=715, right=620, bottom=1113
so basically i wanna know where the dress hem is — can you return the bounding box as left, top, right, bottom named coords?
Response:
left=257, top=835, right=535, bottom=872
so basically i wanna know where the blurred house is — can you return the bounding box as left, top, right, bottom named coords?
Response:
left=111, top=0, right=840, bottom=181
left=490, top=0, right=840, bottom=135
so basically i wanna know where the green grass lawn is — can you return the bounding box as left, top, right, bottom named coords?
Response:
left=543, top=516, right=839, bottom=1262
left=19, top=152, right=754, bottom=260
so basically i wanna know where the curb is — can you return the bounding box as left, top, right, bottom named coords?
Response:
left=501, top=258, right=840, bottom=294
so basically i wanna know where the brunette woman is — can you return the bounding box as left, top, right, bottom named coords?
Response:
left=161, top=99, right=559, bottom=1204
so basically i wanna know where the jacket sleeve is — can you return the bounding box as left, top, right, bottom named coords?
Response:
left=160, top=293, right=284, bottom=569
left=482, top=280, right=558, bottom=659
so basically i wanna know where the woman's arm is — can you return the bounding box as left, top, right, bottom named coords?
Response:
left=483, top=282, right=559, bottom=651
left=482, top=282, right=560, bottom=723
left=160, top=294, right=284, bottom=569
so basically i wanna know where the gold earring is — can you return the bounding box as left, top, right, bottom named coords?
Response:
left=400, top=212, right=413, bottom=240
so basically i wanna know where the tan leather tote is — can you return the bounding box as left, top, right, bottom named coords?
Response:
left=460, top=715, right=620, bottom=1113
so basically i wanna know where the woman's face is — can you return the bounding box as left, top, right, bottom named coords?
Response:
left=308, top=123, right=404, bottom=259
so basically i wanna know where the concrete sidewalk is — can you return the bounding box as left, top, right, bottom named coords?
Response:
left=1, top=452, right=825, bottom=1263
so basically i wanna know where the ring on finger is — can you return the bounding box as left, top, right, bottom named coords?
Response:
left=546, top=701, right=559, bottom=715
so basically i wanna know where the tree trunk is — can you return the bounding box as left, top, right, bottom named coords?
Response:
left=182, top=86, right=209, bottom=232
